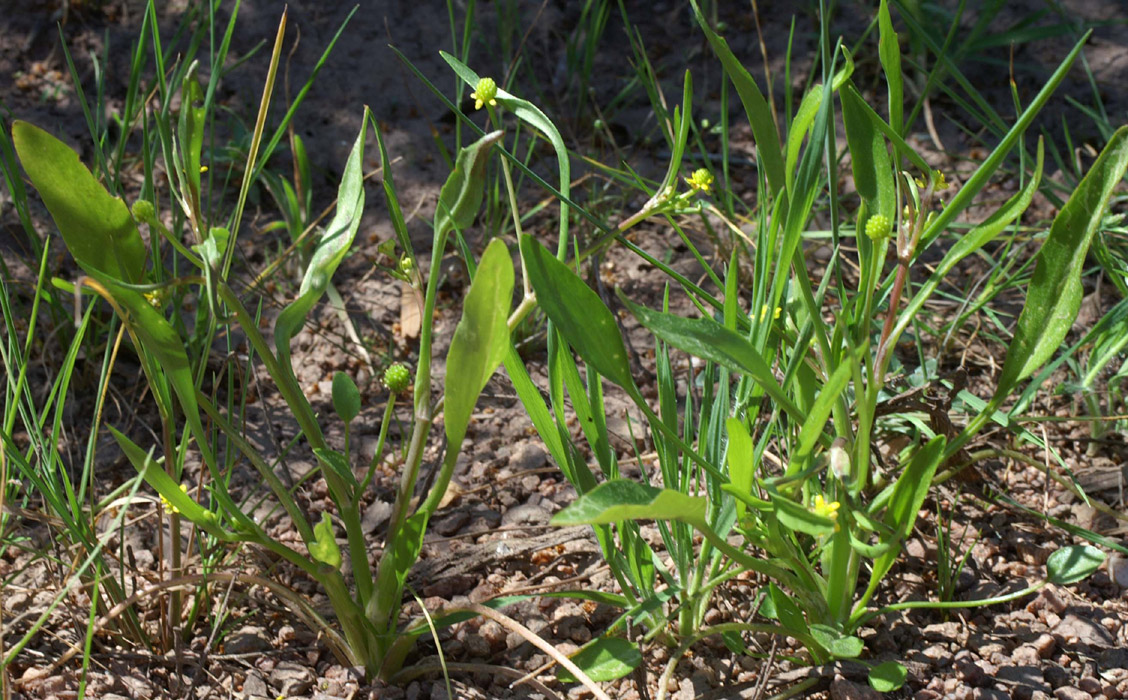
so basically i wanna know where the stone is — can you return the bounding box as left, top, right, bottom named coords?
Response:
left=224, top=625, right=272, bottom=655
left=243, top=672, right=269, bottom=698
left=269, top=661, right=315, bottom=697
left=829, top=676, right=882, bottom=700
left=1052, top=689, right=1093, bottom=700
left=997, top=665, right=1050, bottom=696
left=1054, top=613, right=1116, bottom=650
left=1100, top=648, right=1128, bottom=669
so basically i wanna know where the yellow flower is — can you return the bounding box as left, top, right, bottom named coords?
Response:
left=811, top=494, right=840, bottom=521
left=759, top=304, right=781, bottom=322
left=685, top=168, right=714, bottom=193
left=470, top=77, right=498, bottom=111
left=160, top=484, right=188, bottom=514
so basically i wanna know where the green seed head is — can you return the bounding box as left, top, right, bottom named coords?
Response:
left=132, top=199, right=156, bottom=223
left=384, top=363, right=412, bottom=395
left=864, top=213, right=892, bottom=240
left=471, top=77, right=498, bottom=111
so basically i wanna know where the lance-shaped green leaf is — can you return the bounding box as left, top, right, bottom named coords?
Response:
left=995, top=126, right=1128, bottom=396
left=274, top=112, right=368, bottom=372
left=619, top=293, right=804, bottom=424
left=443, top=237, right=514, bottom=449
left=12, top=121, right=146, bottom=283
left=687, top=0, right=784, bottom=198
left=841, top=81, right=895, bottom=220
left=551, top=480, right=707, bottom=529
left=877, top=0, right=903, bottom=135
left=109, top=426, right=238, bottom=542
left=521, top=235, right=640, bottom=399
left=331, top=372, right=361, bottom=424
left=726, top=418, right=754, bottom=519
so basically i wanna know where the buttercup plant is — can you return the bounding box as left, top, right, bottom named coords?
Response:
left=439, top=0, right=1116, bottom=693
left=9, top=11, right=522, bottom=682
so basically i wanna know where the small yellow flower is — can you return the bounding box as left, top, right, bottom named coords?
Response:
left=470, top=77, right=498, bottom=111
left=160, top=484, right=189, bottom=514
left=811, top=493, right=840, bottom=521
left=685, top=168, right=714, bottom=193
left=759, top=304, right=782, bottom=322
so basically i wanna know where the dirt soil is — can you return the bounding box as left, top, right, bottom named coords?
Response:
left=2, top=1, right=1128, bottom=699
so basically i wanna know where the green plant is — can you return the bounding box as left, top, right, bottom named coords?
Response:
left=444, top=0, right=1117, bottom=692
left=7, top=14, right=529, bottom=686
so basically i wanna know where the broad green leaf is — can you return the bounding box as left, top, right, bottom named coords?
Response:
left=310, top=512, right=342, bottom=570
left=551, top=480, right=707, bottom=529
left=869, top=661, right=908, bottom=692
left=108, top=426, right=237, bottom=542
left=839, top=85, right=932, bottom=176
left=809, top=624, right=863, bottom=659
left=12, top=121, right=146, bottom=283
left=785, top=89, right=822, bottom=190
left=1046, top=545, right=1105, bottom=585
left=435, top=129, right=504, bottom=241
left=620, top=294, right=803, bottom=423
left=841, top=82, right=895, bottom=220
left=522, top=235, right=638, bottom=397
left=687, top=0, right=784, bottom=198
left=996, top=126, right=1128, bottom=395
left=275, top=113, right=368, bottom=375
left=314, top=448, right=359, bottom=492
left=331, top=371, right=361, bottom=424
left=865, top=436, right=945, bottom=597
left=444, top=237, right=514, bottom=449
left=557, top=637, right=642, bottom=683
left=726, top=418, right=754, bottom=519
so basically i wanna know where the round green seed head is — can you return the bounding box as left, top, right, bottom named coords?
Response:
left=471, top=77, right=498, bottom=110
left=865, top=213, right=892, bottom=240
left=132, top=199, right=156, bottom=223
left=384, top=363, right=412, bottom=394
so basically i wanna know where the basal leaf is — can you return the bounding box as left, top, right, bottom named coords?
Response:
left=996, top=125, right=1128, bottom=396
left=12, top=121, right=146, bottom=283
left=620, top=294, right=803, bottom=423
left=557, top=637, right=642, bottom=683
left=1046, top=545, right=1105, bottom=585
left=869, top=661, right=908, bottom=692
left=726, top=418, right=754, bottom=519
